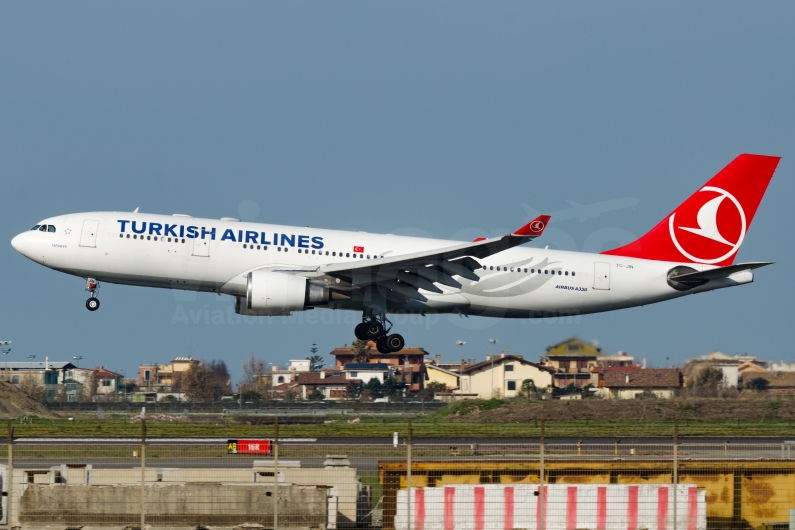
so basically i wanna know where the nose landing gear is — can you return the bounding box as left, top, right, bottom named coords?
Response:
left=354, top=310, right=404, bottom=353
left=85, top=278, right=100, bottom=311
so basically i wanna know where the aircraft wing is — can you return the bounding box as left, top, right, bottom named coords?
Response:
left=313, top=215, right=550, bottom=302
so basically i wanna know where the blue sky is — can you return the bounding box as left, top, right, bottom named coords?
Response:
left=2, top=2, right=793, bottom=381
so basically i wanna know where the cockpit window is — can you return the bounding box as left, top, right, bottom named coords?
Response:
left=39, top=225, right=47, bottom=232
left=47, top=226, right=56, bottom=233
left=31, top=225, right=41, bottom=231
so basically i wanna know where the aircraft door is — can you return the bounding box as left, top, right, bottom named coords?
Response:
left=192, top=237, right=210, bottom=257
left=79, top=219, right=100, bottom=248
left=593, top=262, right=610, bottom=290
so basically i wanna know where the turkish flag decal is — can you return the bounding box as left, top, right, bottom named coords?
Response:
left=353, top=246, right=364, bottom=253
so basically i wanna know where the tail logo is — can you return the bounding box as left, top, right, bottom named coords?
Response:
left=668, top=186, right=747, bottom=264
left=529, top=220, right=546, bottom=232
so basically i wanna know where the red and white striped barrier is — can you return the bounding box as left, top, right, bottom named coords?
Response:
left=395, top=484, right=705, bottom=530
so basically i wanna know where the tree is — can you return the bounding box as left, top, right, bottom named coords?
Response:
left=744, top=377, right=770, bottom=392
left=306, top=344, right=325, bottom=372
left=345, top=380, right=364, bottom=400
left=382, top=376, right=406, bottom=398
left=364, top=377, right=383, bottom=398
left=182, top=362, right=223, bottom=402
left=241, top=355, right=268, bottom=397
left=19, top=373, right=46, bottom=402
left=420, top=381, right=447, bottom=400
left=81, top=370, right=99, bottom=402
left=206, top=360, right=232, bottom=393
left=519, top=379, right=541, bottom=400
left=352, top=340, right=372, bottom=364
left=307, top=388, right=325, bottom=401
left=688, top=367, right=724, bottom=397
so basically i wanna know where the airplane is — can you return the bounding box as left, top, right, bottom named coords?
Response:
left=10, top=154, right=779, bottom=354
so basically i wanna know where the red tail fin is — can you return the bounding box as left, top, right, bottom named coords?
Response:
left=602, top=154, right=780, bottom=266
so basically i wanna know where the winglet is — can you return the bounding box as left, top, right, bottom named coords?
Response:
left=513, top=215, right=551, bottom=237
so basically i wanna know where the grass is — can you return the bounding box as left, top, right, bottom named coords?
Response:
left=7, top=414, right=795, bottom=438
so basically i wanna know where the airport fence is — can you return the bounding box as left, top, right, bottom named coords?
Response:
left=1, top=419, right=795, bottom=529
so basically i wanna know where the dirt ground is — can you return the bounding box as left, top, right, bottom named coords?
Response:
left=0, top=381, right=55, bottom=418
left=448, top=396, right=795, bottom=423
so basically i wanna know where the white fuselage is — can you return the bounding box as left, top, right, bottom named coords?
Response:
left=11, top=212, right=753, bottom=318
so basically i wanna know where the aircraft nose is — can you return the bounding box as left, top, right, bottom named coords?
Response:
left=11, top=233, right=27, bottom=255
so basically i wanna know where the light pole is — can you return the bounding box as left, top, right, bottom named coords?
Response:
left=73, top=356, right=83, bottom=363
left=488, top=339, right=498, bottom=399
left=456, top=341, right=466, bottom=399
left=0, top=342, right=11, bottom=381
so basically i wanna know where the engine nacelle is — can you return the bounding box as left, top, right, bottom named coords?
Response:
left=236, top=270, right=331, bottom=316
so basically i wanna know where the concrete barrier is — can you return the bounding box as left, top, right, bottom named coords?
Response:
left=394, top=484, right=706, bottom=530
left=19, top=482, right=327, bottom=528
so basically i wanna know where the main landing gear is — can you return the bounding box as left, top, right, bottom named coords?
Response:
left=354, top=311, right=405, bottom=353
left=85, top=278, right=100, bottom=311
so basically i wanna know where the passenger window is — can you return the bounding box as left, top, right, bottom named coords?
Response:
left=154, top=237, right=158, bottom=241
left=133, top=235, right=137, bottom=239
left=565, top=271, right=569, bottom=276
left=490, top=266, right=493, bottom=270
left=182, top=239, right=185, bottom=243
left=31, top=225, right=40, bottom=231
left=558, top=271, right=562, bottom=275
left=147, top=236, right=151, bottom=240
left=257, top=245, right=261, bottom=250
left=278, top=247, right=282, bottom=252
left=510, top=267, right=514, bottom=272
left=48, top=226, right=56, bottom=233
left=531, top=269, right=534, bottom=273
left=346, top=253, right=350, bottom=258
left=119, top=234, right=123, bottom=238
left=524, top=268, right=527, bottom=273
left=243, top=244, right=247, bottom=249
left=572, top=272, right=575, bottom=277
left=332, top=252, right=336, bottom=256
left=126, top=234, right=130, bottom=238
left=325, top=251, right=329, bottom=255
left=544, top=270, right=548, bottom=274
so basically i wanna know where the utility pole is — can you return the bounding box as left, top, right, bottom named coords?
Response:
left=0, top=341, right=11, bottom=382
left=488, top=339, right=498, bottom=398
left=456, top=341, right=465, bottom=399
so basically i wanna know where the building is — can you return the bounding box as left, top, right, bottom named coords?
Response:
left=344, top=363, right=391, bottom=384
left=330, top=342, right=428, bottom=392
left=458, top=354, right=554, bottom=399
left=542, top=338, right=602, bottom=389
left=424, top=361, right=461, bottom=392
left=284, top=369, right=354, bottom=400
left=95, top=368, right=124, bottom=395
left=601, top=368, right=682, bottom=399
left=271, top=359, right=311, bottom=386
left=742, top=372, right=795, bottom=394
left=596, top=351, right=635, bottom=368
left=138, top=357, right=199, bottom=391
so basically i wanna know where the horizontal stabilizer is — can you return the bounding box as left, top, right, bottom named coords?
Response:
left=670, top=262, right=773, bottom=283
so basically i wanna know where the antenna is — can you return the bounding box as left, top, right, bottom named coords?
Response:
left=133, top=207, right=140, bottom=213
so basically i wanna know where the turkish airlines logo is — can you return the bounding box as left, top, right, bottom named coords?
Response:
left=668, top=186, right=746, bottom=264
left=529, top=220, right=545, bottom=232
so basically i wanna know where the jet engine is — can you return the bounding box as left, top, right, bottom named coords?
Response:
left=235, top=269, right=344, bottom=316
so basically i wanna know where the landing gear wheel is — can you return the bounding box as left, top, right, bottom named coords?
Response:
left=86, top=297, right=100, bottom=311
left=354, top=323, right=369, bottom=341
left=376, top=336, right=391, bottom=354
left=364, top=321, right=384, bottom=339
left=385, top=334, right=405, bottom=353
